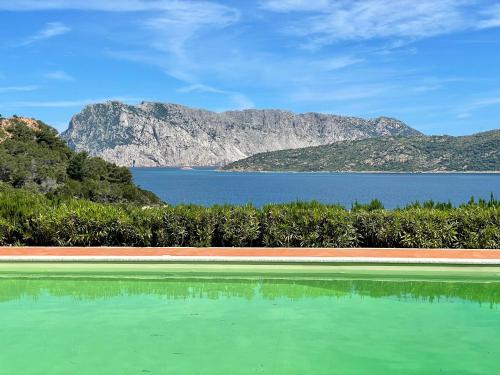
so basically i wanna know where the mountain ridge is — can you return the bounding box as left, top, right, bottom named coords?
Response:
left=222, top=130, right=500, bottom=172
left=60, top=101, right=421, bottom=167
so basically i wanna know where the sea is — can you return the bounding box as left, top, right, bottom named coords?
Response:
left=131, top=168, right=500, bottom=208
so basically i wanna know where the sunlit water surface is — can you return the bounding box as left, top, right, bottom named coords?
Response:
left=131, top=168, right=500, bottom=207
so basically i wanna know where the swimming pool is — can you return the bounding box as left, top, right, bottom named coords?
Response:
left=1, top=264, right=499, bottom=374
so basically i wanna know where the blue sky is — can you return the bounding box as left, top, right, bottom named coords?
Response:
left=1, top=0, right=500, bottom=135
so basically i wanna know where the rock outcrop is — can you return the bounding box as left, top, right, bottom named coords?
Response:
left=61, top=101, right=421, bottom=167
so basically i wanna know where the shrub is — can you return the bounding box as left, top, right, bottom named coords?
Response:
left=149, top=205, right=216, bottom=247
left=354, top=209, right=396, bottom=247
left=212, top=205, right=261, bottom=247
left=448, top=207, right=500, bottom=249
left=32, top=200, right=147, bottom=246
left=0, top=187, right=498, bottom=249
left=383, top=209, right=458, bottom=248
left=0, top=218, right=13, bottom=245
left=261, top=202, right=358, bottom=247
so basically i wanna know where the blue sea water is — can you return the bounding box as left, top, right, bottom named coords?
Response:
left=131, top=168, right=500, bottom=208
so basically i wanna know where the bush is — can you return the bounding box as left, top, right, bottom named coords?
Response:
left=0, top=187, right=498, bottom=249
left=148, top=205, right=216, bottom=247
left=261, top=202, right=358, bottom=247
left=381, top=209, right=457, bottom=248
left=448, top=207, right=500, bottom=249
left=0, top=218, right=13, bottom=245
left=32, top=200, right=147, bottom=246
left=212, top=205, right=261, bottom=247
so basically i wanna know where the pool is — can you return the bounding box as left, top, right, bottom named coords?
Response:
left=1, top=264, right=499, bottom=374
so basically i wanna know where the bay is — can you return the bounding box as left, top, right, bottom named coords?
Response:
left=131, top=168, right=500, bottom=208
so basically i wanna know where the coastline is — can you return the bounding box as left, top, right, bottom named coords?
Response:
left=218, top=169, right=500, bottom=174
left=130, top=166, right=500, bottom=174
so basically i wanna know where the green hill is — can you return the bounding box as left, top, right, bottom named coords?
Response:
left=0, top=116, right=160, bottom=204
left=223, top=130, right=500, bottom=172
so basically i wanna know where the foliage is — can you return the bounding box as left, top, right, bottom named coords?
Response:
left=0, top=185, right=498, bottom=248
left=212, top=205, right=261, bottom=247
left=0, top=117, right=160, bottom=205
left=261, top=202, right=358, bottom=247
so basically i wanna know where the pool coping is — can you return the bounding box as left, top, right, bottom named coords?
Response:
left=1, top=247, right=500, bottom=265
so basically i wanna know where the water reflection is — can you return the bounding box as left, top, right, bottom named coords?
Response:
left=0, top=277, right=498, bottom=306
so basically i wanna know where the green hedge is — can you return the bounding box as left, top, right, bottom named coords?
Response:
left=0, top=185, right=498, bottom=248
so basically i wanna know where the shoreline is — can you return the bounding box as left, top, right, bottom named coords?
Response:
left=219, top=168, right=500, bottom=174
left=131, top=166, right=500, bottom=174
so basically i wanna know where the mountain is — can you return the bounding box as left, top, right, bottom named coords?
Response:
left=60, top=101, right=421, bottom=167
left=222, top=130, right=500, bottom=172
left=0, top=116, right=160, bottom=204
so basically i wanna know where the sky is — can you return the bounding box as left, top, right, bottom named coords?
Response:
left=1, top=0, right=500, bottom=135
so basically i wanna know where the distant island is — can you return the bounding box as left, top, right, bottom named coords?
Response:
left=222, top=130, right=500, bottom=172
left=60, top=101, right=420, bottom=167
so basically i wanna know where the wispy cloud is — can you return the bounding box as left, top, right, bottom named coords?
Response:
left=44, top=71, right=75, bottom=81
left=104, top=2, right=242, bottom=109
left=143, top=2, right=239, bottom=56
left=261, top=0, right=500, bottom=48
left=477, top=4, right=500, bottom=29
left=457, top=95, right=500, bottom=118
left=0, top=96, right=142, bottom=108
left=260, top=0, right=330, bottom=12
left=312, top=56, right=364, bottom=71
left=292, top=84, right=390, bottom=102
left=20, top=22, right=70, bottom=45
left=0, top=85, right=39, bottom=93
left=0, top=0, right=239, bottom=14
left=178, top=84, right=254, bottom=109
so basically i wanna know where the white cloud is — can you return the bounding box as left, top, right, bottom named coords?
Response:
left=0, top=85, right=39, bottom=93
left=143, top=2, right=239, bottom=56
left=261, top=0, right=500, bottom=48
left=177, top=83, right=226, bottom=94
left=260, top=0, right=330, bottom=12
left=0, top=96, right=142, bottom=108
left=44, top=70, right=74, bottom=81
left=21, top=22, right=70, bottom=45
left=292, top=84, right=390, bottom=102
left=178, top=84, right=254, bottom=109
left=312, top=56, right=364, bottom=71
left=0, top=0, right=238, bottom=13
left=477, top=4, right=500, bottom=29
left=458, top=95, right=500, bottom=118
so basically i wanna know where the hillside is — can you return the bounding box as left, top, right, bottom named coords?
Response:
left=0, top=116, right=160, bottom=204
left=60, top=101, right=421, bottom=167
left=223, top=130, right=500, bottom=172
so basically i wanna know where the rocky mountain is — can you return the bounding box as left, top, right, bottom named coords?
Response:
left=223, top=130, right=500, bottom=172
left=61, top=101, right=421, bottom=167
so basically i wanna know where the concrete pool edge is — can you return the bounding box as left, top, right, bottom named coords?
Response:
left=0, top=263, right=499, bottom=282
left=1, top=247, right=500, bottom=265
left=1, top=255, right=500, bottom=265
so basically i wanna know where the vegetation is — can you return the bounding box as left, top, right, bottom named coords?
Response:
left=0, top=116, right=160, bottom=204
left=223, top=130, right=500, bottom=172
left=0, top=115, right=497, bottom=249
left=0, top=184, right=498, bottom=248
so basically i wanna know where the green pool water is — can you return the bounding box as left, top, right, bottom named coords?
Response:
left=0, top=268, right=499, bottom=374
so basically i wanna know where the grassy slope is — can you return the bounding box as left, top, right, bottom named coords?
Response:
left=0, top=116, right=160, bottom=204
left=223, top=130, right=500, bottom=172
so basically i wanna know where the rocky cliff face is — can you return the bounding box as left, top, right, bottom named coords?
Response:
left=60, top=101, right=421, bottom=167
